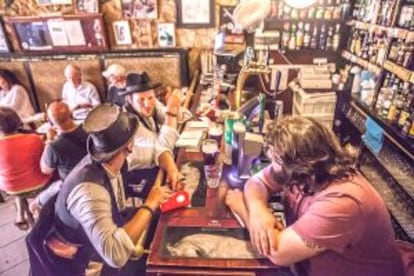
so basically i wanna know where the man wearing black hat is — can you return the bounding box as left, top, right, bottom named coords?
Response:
left=121, top=72, right=191, bottom=150
left=27, top=104, right=173, bottom=275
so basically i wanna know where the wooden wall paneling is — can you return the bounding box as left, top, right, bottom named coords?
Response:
left=28, top=58, right=104, bottom=111
left=0, top=60, right=37, bottom=110
left=104, top=54, right=182, bottom=89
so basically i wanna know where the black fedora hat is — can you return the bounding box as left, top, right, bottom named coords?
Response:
left=119, top=72, right=161, bottom=97
left=83, top=104, right=138, bottom=162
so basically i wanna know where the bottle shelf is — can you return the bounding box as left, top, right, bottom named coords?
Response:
left=383, top=60, right=414, bottom=84
left=347, top=20, right=414, bottom=42
left=341, top=50, right=382, bottom=74
left=363, top=142, right=414, bottom=200
left=350, top=97, right=414, bottom=161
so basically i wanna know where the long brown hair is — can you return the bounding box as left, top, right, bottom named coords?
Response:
left=265, top=116, right=357, bottom=195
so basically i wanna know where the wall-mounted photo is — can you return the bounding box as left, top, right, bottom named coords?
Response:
left=14, top=21, right=53, bottom=51
left=113, top=20, right=132, bottom=45
left=76, top=0, right=99, bottom=13
left=122, top=0, right=158, bottom=20
left=219, top=5, right=244, bottom=44
left=37, top=0, right=72, bottom=5
left=157, top=23, right=175, bottom=47
left=0, top=20, right=11, bottom=53
left=177, top=0, right=215, bottom=28
left=131, top=20, right=153, bottom=48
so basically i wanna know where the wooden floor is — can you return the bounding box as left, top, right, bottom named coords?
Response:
left=0, top=195, right=30, bottom=276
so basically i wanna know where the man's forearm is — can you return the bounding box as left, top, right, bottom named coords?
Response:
left=158, top=151, right=177, bottom=174
left=244, top=178, right=271, bottom=213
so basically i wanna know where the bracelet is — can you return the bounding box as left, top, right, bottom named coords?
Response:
left=140, top=205, right=155, bottom=217
left=166, top=111, right=178, bottom=117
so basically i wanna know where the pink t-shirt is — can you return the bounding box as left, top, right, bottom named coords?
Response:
left=258, top=166, right=404, bottom=276
left=0, top=133, right=50, bottom=194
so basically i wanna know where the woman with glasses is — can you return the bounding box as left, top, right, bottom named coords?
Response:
left=225, top=115, right=404, bottom=276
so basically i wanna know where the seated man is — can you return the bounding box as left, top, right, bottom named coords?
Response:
left=102, top=63, right=127, bottom=106
left=121, top=72, right=191, bottom=150
left=225, top=116, right=404, bottom=276
left=27, top=104, right=173, bottom=275
left=30, top=101, right=88, bottom=213
left=61, top=64, right=101, bottom=120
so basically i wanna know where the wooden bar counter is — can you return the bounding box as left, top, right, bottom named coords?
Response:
left=146, top=88, right=290, bottom=275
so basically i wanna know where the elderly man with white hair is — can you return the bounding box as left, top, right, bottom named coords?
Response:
left=61, top=64, right=101, bottom=120
left=102, top=63, right=127, bottom=106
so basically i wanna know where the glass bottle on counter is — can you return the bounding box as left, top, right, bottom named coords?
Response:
left=289, top=24, right=297, bottom=50
left=326, top=26, right=334, bottom=51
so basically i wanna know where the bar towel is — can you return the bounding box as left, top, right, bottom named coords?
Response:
left=362, top=116, right=384, bottom=154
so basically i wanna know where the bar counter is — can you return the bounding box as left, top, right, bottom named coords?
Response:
left=146, top=80, right=291, bottom=276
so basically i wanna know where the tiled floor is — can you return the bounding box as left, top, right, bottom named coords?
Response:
left=0, top=196, right=30, bottom=276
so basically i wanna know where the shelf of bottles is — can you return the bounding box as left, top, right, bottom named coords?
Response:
left=341, top=50, right=382, bottom=74
left=348, top=20, right=414, bottom=41
left=260, top=0, right=351, bottom=53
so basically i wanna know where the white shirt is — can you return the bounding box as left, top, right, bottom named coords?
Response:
left=128, top=99, right=191, bottom=151
left=0, top=84, right=35, bottom=119
left=62, top=81, right=101, bottom=120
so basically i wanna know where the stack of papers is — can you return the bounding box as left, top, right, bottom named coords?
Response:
left=175, top=120, right=209, bottom=149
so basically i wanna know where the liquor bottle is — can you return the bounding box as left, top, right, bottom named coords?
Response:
left=308, top=5, right=316, bottom=18
left=376, top=33, right=387, bottom=65
left=319, top=24, right=327, bottom=51
left=397, top=82, right=412, bottom=129
left=281, top=22, right=290, bottom=52
left=333, top=0, right=342, bottom=19
left=324, top=0, right=333, bottom=19
left=296, top=22, right=304, bottom=50
left=326, top=26, right=334, bottom=51
left=316, top=0, right=325, bottom=19
left=303, top=23, right=311, bottom=49
left=403, top=42, right=414, bottom=69
left=289, top=24, right=297, bottom=50
left=341, top=0, right=351, bottom=19
left=310, top=26, right=318, bottom=49
left=291, top=8, right=299, bottom=20
left=396, top=43, right=406, bottom=66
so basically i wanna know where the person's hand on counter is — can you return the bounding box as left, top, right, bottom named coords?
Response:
left=144, top=185, right=173, bottom=211
left=167, top=168, right=185, bottom=191
left=248, top=203, right=278, bottom=256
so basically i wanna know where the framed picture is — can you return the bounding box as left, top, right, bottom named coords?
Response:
left=157, top=23, right=175, bottom=47
left=122, top=0, right=158, bottom=20
left=0, top=20, right=11, bottom=53
left=113, top=20, right=132, bottom=45
left=76, top=0, right=99, bottom=13
left=219, top=5, right=244, bottom=44
left=9, top=15, right=108, bottom=52
left=177, top=0, right=215, bottom=28
left=132, top=20, right=153, bottom=48
left=37, top=0, right=72, bottom=5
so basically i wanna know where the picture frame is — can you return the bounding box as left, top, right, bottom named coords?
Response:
left=76, top=0, right=99, bottom=13
left=132, top=20, right=153, bottom=48
left=122, top=0, right=158, bottom=20
left=0, top=20, right=11, bottom=53
left=177, top=0, right=215, bottom=28
left=219, top=5, right=244, bottom=44
left=157, top=23, right=175, bottom=47
left=9, top=14, right=108, bottom=53
left=113, top=20, right=132, bottom=45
